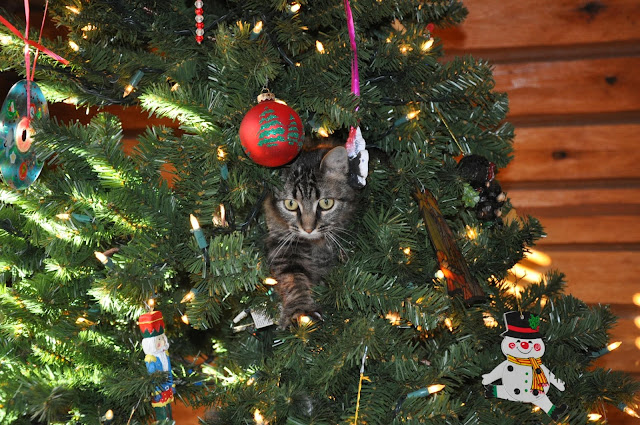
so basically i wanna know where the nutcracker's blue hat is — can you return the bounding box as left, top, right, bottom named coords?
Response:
left=501, top=311, right=543, bottom=339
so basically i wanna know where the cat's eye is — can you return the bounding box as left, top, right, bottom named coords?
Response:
left=318, top=198, right=335, bottom=210
left=283, top=199, right=299, bottom=211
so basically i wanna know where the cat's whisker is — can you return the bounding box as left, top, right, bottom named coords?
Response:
left=323, top=224, right=353, bottom=238
left=335, top=227, right=356, bottom=238
left=270, top=240, right=287, bottom=260
left=332, top=228, right=353, bottom=242
left=321, top=225, right=352, bottom=249
left=325, top=231, right=347, bottom=256
left=271, top=230, right=296, bottom=259
left=325, top=234, right=339, bottom=253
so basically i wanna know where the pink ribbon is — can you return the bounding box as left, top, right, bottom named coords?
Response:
left=24, top=0, right=32, bottom=118
left=32, top=0, right=50, bottom=77
left=343, top=0, right=360, bottom=97
left=343, top=0, right=361, bottom=156
left=0, top=8, right=69, bottom=65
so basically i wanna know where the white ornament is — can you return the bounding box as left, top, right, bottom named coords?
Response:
left=232, top=307, right=275, bottom=332
left=482, top=311, right=568, bottom=421
left=346, top=126, right=369, bottom=188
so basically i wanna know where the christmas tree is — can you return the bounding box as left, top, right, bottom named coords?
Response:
left=1, top=1, right=638, bottom=424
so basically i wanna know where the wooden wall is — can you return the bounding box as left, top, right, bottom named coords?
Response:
left=2, top=0, right=639, bottom=422
left=435, top=1, right=640, bottom=422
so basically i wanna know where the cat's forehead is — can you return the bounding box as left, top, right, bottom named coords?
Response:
left=274, top=148, right=352, bottom=199
left=289, top=163, right=318, bottom=183
left=280, top=156, right=318, bottom=184
left=279, top=166, right=319, bottom=199
left=286, top=153, right=321, bottom=175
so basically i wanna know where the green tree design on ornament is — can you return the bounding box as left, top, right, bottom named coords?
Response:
left=286, top=114, right=301, bottom=146
left=258, top=106, right=285, bottom=147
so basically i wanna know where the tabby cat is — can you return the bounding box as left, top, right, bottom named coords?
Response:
left=263, top=146, right=357, bottom=327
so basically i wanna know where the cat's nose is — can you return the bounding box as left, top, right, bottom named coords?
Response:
left=303, top=227, right=313, bottom=234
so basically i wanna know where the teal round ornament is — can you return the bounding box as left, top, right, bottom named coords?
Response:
left=0, top=80, right=47, bottom=190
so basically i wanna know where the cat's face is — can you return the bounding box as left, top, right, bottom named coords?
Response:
left=265, top=147, right=355, bottom=241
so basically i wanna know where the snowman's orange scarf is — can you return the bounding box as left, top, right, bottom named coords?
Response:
left=507, top=355, right=548, bottom=392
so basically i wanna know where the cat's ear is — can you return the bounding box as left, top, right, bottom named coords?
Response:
left=320, top=146, right=348, bottom=177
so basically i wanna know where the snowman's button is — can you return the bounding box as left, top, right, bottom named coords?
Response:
left=532, top=389, right=539, bottom=396
left=535, top=368, right=542, bottom=374
left=507, top=365, right=514, bottom=372
left=514, top=388, right=520, bottom=395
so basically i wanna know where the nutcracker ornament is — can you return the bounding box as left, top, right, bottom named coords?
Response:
left=139, top=311, right=175, bottom=422
left=239, top=91, right=303, bottom=167
left=482, top=311, right=568, bottom=421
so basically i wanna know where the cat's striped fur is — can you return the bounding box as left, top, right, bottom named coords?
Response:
left=263, top=146, right=357, bottom=327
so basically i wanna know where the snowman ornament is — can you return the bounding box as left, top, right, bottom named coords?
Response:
left=482, top=311, right=568, bottom=421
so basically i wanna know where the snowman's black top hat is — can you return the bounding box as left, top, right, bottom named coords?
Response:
left=501, top=311, right=543, bottom=339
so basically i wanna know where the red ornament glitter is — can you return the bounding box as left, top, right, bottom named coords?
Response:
left=239, top=92, right=304, bottom=167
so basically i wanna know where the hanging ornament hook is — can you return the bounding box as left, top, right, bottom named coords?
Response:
left=435, top=106, right=465, bottom=155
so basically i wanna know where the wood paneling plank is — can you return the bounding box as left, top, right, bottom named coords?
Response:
left=499, top=124, right=640, bottom=183
left=594, top=319, right=640, bottom=373
left=603, top=406, right=640, bottom=425
left=532, top=215, right=640, bottom=245
left=172, top=402, right=208, bottom=425
left=44, top=102, right=179, bottom=130
left=506, top=187, right=640, bottom=211
left=493, top=57, right=640, bottom=118
left=539, top=251, right=640, bottom=305
left=442, top=41, right=640, bottom=65
left=435, top=0, right=640, bottom=51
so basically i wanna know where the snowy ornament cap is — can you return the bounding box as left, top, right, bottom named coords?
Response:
left=501, top=311, right=542, bottom=339
left=256, top=90, right=276, bottom=103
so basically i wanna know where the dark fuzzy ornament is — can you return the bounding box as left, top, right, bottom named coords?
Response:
left=457, top=155, right=495, bottom=189
left=457, top=155, right=505, bottom=222
left=477, top=181, right=506, bottom=221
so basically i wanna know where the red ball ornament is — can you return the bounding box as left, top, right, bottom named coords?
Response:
left=239, top=92, right=304, bottom=167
